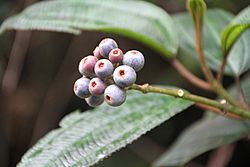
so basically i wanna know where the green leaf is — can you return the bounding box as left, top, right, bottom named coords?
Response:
left=153, top=77, right=250, bottom=167
left=154, top=116, right=250, bottom=167
left=186, top=0, right=206, bottom=23
left=174, top=9, right=250, bottom=76
left=221, top=6, right=250, bottom=54
left=0, top=0, right=178, bottom=57
left=17, top=89, right=193, bottom=167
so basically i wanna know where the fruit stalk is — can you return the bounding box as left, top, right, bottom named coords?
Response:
left=130, top=83, right=250, bottom=119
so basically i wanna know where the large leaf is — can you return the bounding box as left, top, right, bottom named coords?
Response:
left=154, top=116, right=250, bottom=167
left=174, top=9, right=250, bottom=76
left=0, top=0, right=178, bottom=57
left=17, top=89, right=193, bottom=167
left=153, top=76, right=250, bottom=167
left=221, top=6, right=250, bottom=54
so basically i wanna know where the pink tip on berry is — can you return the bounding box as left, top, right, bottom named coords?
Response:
left=109, top=48, right=123, bottom=63
left=78, top=55, right=98, bottom=77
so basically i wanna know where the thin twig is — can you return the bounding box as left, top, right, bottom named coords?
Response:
left=130, top=84, right=250, bottom=119
left=195, top=103, right=241, bottom=119
left=195, top=24, right=240, bottom=107
left=189, top=7, right=240, bottom=108
left=194, top=20, right=214, bottom=84
left=216, top=54, right=227, bottom=82
left=171, top=59, right=210, bottom=91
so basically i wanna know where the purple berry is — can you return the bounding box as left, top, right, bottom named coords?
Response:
left=93, top=46, right=102, bottom=59
left=78, top=55, right=98, bottom=77
left=99, top=38, right=118, bottom=58
left=109, top=48, right=124, bottom=63
left=104, top=84, right=126, bottom=106
left=85, top=95, right=104, bottom=107
left=94, top=59, right=114, bottom=78
left=89, top=77, right=106, bottom=95
left=123, top=50, right=145, bottom=72
left=73, top=77, right=91, bottom=99
left=113, top=65, right=136, bottom=87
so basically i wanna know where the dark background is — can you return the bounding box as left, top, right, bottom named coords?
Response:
left=0, top=0, right=249, bottom=167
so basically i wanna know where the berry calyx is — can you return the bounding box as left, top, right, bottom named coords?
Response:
left=94, top=59, right=114, bottom=79
left=89, top=77, right=106, bottom=96
left=108, top=48, right=123, bottom=63
left=104, top=84, right=126, bottom=106
left=113, top=65, right=136, bottom=87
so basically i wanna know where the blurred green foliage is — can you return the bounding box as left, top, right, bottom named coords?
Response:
left=0, top=0, right=249, bottom=167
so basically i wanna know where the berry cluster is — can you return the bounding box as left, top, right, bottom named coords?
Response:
left=73, top=38, right=145, bottom=107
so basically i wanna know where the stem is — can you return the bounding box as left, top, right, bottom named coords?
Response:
left=195, top=103, right=241, bottom=119
left=171, top=59, right=211, bottom=90
left=211, top=81, right=241, bottom=107
left=193, top=13, right=240, bottom=107
left=194, top=17, right=214, bottom=84
left=130, top=84, right=250, bottom=119
left=216, top=54, right=227, bottom=82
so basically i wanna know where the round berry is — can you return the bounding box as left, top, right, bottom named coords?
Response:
left=109, top=48, right=124, bottom=63
left=78, top=55, right=98, bottom=77
left=93, top=46, right=102, bottom=59
left=123, top=50, right=145, bottom=72
left=99, top=38, right=118, bottom=58
left=85, top=95, right=104, bottom=107
left=73, top=77, right=91, bottom=99
left=94, top=59, right=114, bottom=79
left=104, top=84, right=126, bottom=106
left=89, top=77, right=106, bottom=96
left=113, top=65, right=136, bottom=87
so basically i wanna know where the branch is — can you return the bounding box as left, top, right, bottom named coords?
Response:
left=211, top=81, right=241, bottom=108
left=130, top=84, right=250, bottom=119
left=193, top=18, right=240, bottom=107
left=187, top=2, right=241, bottom=107
left=171, top=59, right=211, bottom=91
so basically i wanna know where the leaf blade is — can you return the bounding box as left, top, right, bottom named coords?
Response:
left=221, top=6, right=250, bottom=54
left=0, top=0, right=178, bottom=57
left=154, top=116, right=250, bottom=167
left=153, top=77, right=250, bottom=167
left=17, top=89, right=193, bottom=167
